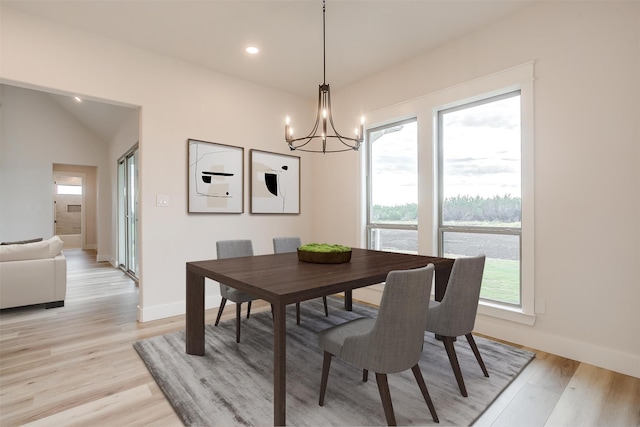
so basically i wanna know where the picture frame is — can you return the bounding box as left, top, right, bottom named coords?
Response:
left=188, top=139, right=244, bottom=213
left=250, top=150, right=300, bottom=214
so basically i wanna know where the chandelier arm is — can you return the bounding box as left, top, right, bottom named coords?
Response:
left=325, top=83, right=360, bottom=142
left=327, top=102, right=362, bottom=149
left=300, top=86, right=324, bottom=139
left=289, top=135, right=359, bottom=152
left=294, top=143, right=355, bottom=154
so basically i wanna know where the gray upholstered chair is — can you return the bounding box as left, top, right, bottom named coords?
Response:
left=214, top=240, right=257, bottom=343
left=317, top=265, right=439, bottom=426
left=272, top=237, right=329, bottom=325
left=425, top=254, right=489, bottom=397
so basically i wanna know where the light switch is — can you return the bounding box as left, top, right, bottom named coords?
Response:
left=156, top=194, right=169, bottom=207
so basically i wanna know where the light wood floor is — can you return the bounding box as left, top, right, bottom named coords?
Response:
left=1, top=250, right=638, bottom=426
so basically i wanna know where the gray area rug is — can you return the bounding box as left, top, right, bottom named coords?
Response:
left=134, top=297, right=534, bottom=426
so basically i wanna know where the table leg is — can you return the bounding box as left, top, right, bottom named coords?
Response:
left=434, top=263, right=453, bottom=302
left=434, top=262, right=454, bottom=342
left=273, top=302, right=287, bottom=425
left=186, top=269, right=205, bottom=355
left=344, top=290, right=353, bottom=311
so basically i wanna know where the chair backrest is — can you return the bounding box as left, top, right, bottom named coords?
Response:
left=436, top=255, right=486, bottom=336
left=216, top=240, right=254, bottom=296
left=216, top=239, right=254, bottom=259
left=344, top=264, right=434, bottom=374
left=273, top=237, right=301, bottom=254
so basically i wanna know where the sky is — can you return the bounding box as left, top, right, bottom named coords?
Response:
left=370, top=94, right=521, bottom=206
left=370, top=120, right=418, bottom=206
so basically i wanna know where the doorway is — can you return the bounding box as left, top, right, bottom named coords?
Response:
left=53, top=171, right=86, bottom=249
left=118, top=145, right=139, bottom=279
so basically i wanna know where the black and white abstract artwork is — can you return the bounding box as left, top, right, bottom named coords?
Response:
left=250, top=150, right=300, bottom=214
left=188, top=139, right=243, bottom=213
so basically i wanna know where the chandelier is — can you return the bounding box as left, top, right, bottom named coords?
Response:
left=285, top=0, right=364, bottom=153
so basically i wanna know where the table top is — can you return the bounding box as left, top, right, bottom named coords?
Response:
left=187, top=248, right=454, bottom=306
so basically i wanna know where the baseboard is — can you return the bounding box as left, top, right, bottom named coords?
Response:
left=137, top=295, right=223, bottom=322
left=96, top=253, right=110, bottom=263
left=475, top=316, right=640, bottom=379
left=351, top=284, right=384, bottom=306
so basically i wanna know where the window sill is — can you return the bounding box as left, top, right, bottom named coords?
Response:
left=477, top=301, right=536, bottom=326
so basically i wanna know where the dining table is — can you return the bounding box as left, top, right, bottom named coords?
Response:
left=185, top=247, right=454, bottom=426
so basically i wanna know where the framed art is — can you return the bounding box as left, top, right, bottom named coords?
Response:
left=188, top=139, right=244, bottom=213
left=250, top=149, right=300, bottom=214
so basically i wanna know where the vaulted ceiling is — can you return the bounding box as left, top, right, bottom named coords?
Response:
left=3, top=0, right=536, bottom=137
left=4, top=0, right=536, bottom=96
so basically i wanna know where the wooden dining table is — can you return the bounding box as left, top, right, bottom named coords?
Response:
left=185, top=247, right=454, bottom=426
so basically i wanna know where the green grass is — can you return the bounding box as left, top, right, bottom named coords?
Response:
left=444, top=254, right=520, bottom=305
left=480, top=258, right=520, bottom=305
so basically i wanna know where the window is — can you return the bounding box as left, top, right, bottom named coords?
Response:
left=361, top=63, right=534, bottom=322
left=438, top=91, right=522, bottom=306
left=57, top=184, right=82, bottom=195
left=366, top=118, right=418, bottom=254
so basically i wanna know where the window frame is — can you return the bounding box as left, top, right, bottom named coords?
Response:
left=437, top=90, right=523, bottom=308
left=431, top=71, right=535, bottom=325
left=365, top=117, right=418, bottom=253
left=360, top=62, right=535, bottom=325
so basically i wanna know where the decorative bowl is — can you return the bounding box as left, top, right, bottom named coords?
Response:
left=297, top=248, right=352, bottom=264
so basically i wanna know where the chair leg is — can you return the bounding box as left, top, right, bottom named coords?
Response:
left=235, top=303, right=241, bottom=343
left=319, top=351, right=333, bottom=406
left=375, top=373, right=397, bottom=426
left=246, top=301, right=252, bottom=319
left=411, top=364, right=439, bottom=423
left=363, top=369, right=368, bottom=382
left=322, top=296, right=329, bottom=316
left=214, top=298, right=227, bottom=326
left=442, top=336, right=467, bottom=397
left=466, top=333, right=489, bottom=377
left=296, top=302, right=301, bottom=325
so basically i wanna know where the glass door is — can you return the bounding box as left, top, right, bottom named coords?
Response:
left=118, top=146, right=139, bottom=279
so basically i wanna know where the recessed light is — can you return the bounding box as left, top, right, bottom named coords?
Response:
left=74, top=96, right=82, bottom=103
left=246, top=46, right=259, bottom=55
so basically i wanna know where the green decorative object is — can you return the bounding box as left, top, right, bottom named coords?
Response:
left=297, top=243, right=352, bottom=264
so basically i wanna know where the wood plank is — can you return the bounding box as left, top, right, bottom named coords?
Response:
left=545, top=363, right=640, bottom=426
left=488, top=353, right=579, bottom=427
left=1, top=249, right=637, bottom=426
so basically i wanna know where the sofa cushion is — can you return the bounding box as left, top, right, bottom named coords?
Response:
left=1, top=237, right=43, bottom=245
left=0, top=240, right=50, bottom=262
left=46, top=236, right=64, bottom=257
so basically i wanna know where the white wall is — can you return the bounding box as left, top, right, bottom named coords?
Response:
left=0, top=7, right=314, bottom=322
left=2, top=2, right=637, bottom=378
left=0, top=85, right=110, bottom=248
left=314, top=1, right=640, bottom=377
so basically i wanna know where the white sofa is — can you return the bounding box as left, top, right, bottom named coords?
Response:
left=0, top=236, right=67, bottom=309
